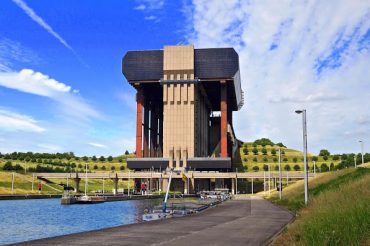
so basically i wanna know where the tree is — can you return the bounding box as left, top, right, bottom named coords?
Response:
left=3, top=161, right=13, bottom=171
left=330, top=163, right=334, bottom=170
left=293, top=157, right=298, bottom=163
left=243, top=157, right=247, bottom=162
left=319, top=149, right=330, bottom=156
left=261, top=147, right=267, bottom=155
left=101, top=165, right=106, bottom=170
left=111, top=166, right=115, bottom=171
left=118, top=158, right=123, bottom=163
left=99, top=156, right=105, bottom=162
left=254, top=138, right=274, bottom=146
left=263, top=157, right=268, bottom=162
left=252, top=147, right=258, bottom=155
left=263, top=164, right=268, bottom=171
left=312, top=156, right=318, bottom=162
left=252, top=166, right=259, bottom=172
left=276, top=142, right=286, bottom=148
left=78, top=164, right=83, bottom=169
left=107, top=156, right=113, bottom=162
left=281, top=150, right=285, bottom=155
left=284, top=164, right=291, bottom=171
left=92, top=156, right=97, bottom=162
left=124, top=150, right=129, bottom=155
left=332, top=155, right=339, bottom=161
left=274, top=165, right=279, bottom=171
left=273, top=157, right=278, bottom=163
left=323, top=155, right=328, bottom=161
left=252, top=143, right=257, bottom=147
left=243, top=147, right=248, bottom=155
left=93, top=165, right=98, bottom=170
left=321, top=163, right=329, bottom=172
left=283, top=157, right=288, bottom=162
left=252, top=157, right=258, bottom=162
left=293, top=164, right=300, bottom=171
left=341, top=154, right=348, bottom=160
left=82, top=156, right=89, bottom=161
left=271, top=149, right=276, bottom=156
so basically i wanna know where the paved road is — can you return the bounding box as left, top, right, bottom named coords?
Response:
left=17, top=197, right=294, bottom=246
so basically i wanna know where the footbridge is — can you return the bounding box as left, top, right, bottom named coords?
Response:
left=35, top=171, right=314, bottom=194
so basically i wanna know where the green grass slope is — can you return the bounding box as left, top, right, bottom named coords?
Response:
left=271, top=167, right=370, bottom=245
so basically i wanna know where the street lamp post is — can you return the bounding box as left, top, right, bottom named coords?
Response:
left=359, top=140, right=364, bottom=166
left=296, top=109, right=309, bottom=205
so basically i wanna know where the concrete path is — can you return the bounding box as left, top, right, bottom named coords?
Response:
left=17, top=197, right=294, bottom=246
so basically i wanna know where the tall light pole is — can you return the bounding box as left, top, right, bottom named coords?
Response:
left=278, top=148, right=282, bottom=200
left=296, top=109, right=308, bottom=205
left=359, top=140, right=364, bottom=166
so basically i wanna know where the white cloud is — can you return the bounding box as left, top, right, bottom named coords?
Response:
left=135, top=4, right=146, bottom=10
left=135, top=0, right=164, bottom=11
left=0, top=109, right=45, bottom=133
left=12, top=0, right=73, bottom=51
left=145, top=15, right=158, bottom=21
left=0, top=69, right=71, bottom=96
left=184, top=0, right=370, bottom=154
left=88, top=142, right=107, bottom=149
left=0, top=69, right=100, bottom=121
left=11, top=0, right=87, bottom=66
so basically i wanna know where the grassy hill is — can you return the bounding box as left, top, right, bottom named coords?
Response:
left=269, top=166, right=370, bottom=245
left=236, top=142, right=341, bottom=173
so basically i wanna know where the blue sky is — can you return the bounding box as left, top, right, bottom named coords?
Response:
left=0, top=0, right=369, bottom=156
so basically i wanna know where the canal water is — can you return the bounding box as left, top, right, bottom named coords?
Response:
left=0, top=198, right=162, bottom=245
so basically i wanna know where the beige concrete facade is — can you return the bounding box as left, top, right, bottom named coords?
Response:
left=162, top=45, right=210, bottom=168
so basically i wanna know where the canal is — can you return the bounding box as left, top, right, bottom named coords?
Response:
left=0, top=198, right=162, bottom=245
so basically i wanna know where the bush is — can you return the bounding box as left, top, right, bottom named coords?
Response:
left=332, top=155, right=339, bottom=161
left=262, top=148, right=267, bottom=155
left=276, top=142, right=286, bottom=148
left=118, top=158, right=123, bottom=163
left=271, top=149, right=276, bottom=156
left=263, top=157, right=268, bottom=162
left=252, top=143, right=257, bottom=147
left=281, top=150, right=285, bottom=155
left=293, top=164, right=301, bottom=171
left=274, top=165, right=279, bottom=171
left=319, top=149, right=330, bottom=156
left=108, top=156, right=113, bottom=162
left=125, top=150, right=129, bottom=155
left=284, top=164, right=291, bottom=171
left=312, top=156, right=318, bottom=162
left=323, top=155, right=328, bottom=161
left=330, top=163, right=334, bottom=170
left=252, top=166, right=259, bottom=172
left=253, top=157, right=258, bottom=162
left=283, top=157, right=288, bottom=162
left=101, top=165, right=106, bottom=170
left=2, top=161, right=13, bottom=171
left=263, top=164, right=268, bottom=171
left=93, top=165, right=98, bottom=170
left=293, top=157, right=298, bottom=163
left=243, top=157, right=247, bottom=162
left=92, top=156, right=97, bottom=161
left=99, top=156, right=105, bottom=162
left=243, top=147, right=248, bottom=155
left=321, top=163, right=329, bottom=172
left=111, top=166, right=115, bottom=171
left=254, top=138, right=274, bottom=146
left=77, top=164, right=83, bottom=169
left=273, top=157, right=278, bottom=162
left=120, top=165, right=125, bottom=171
left=252, top=147, right=258, bottom=155
left=82, top=156, right=89, bottom=161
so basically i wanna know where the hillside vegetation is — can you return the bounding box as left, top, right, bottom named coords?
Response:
left=270, top=167, right=370, bottom=245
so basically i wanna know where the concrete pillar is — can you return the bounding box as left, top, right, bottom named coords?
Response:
left=162, top=178, right=168, bottom=193
left=220, top=80, right=228, bottom=158
left=150, top=102, right=157, bottom=157
left=184, top=178, right=188, bottom=195
left=143, top=99, right=150, bottom=157
left=158, top=111, right=163, bottom=157
left=136, top=89, right=143, bottom=158
left=112, top=178, right=118, bottom=195
left=231, top=178, right=235, bottom=195
left=74, top=178, right=80, bottom=193
left=190, top=178, right=195, bottom=194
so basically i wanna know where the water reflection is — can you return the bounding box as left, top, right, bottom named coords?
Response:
left=0, top=198, right=162, bottom=245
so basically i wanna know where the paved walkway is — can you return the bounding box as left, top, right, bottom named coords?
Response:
left=17, top=197, right=294, bottom=246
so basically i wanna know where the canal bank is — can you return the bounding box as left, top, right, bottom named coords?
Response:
left=16, top=197, right=294, bottom=246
